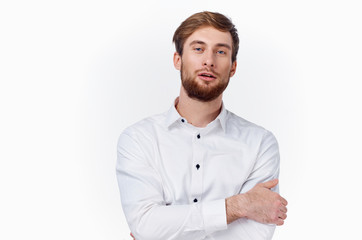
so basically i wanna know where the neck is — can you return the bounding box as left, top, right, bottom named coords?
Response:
left=176, top=86, right=223, bottom=128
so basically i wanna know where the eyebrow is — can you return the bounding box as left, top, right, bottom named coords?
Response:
left=216, top=43, right=232, bottom=50
left=189, top=40, right=206, bottom=46
left=189, top=40, right=231, bottom=50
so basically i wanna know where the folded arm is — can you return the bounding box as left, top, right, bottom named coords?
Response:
left=222, top=130, right=288, bottom=239
left=116, top=130, right=287, bottom=240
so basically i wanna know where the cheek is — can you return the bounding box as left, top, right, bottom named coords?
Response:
left=182, top=60, right=198, bottom=73
left=221, top=60, right=233, bottom=73
left=184, top=54, right=202, bottom=66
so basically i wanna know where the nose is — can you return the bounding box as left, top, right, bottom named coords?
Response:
left=203, top=51, right=215, bottom=68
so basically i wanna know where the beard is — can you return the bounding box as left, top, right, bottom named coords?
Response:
left=180, top=63, right=230, bottom=102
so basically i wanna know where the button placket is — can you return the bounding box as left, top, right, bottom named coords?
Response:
left=190, top=131, right=204, bottom=203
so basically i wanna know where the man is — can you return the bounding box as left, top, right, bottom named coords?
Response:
left=116, top=11, right=288, bottom=240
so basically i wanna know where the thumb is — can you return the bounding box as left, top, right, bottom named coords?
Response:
left=259, top=179, right=278, bottom=189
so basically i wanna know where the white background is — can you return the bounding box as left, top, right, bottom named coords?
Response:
left=1, top=0, right=361, bottom=239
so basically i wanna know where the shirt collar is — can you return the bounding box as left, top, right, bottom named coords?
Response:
left=164, top=97, right=228, bottom=132
left=217, top=102, right=227, bottom=132
left=164, top=98, right=182, bottom=129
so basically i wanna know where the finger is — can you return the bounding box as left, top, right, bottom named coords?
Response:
left=280, top=197, right=288, bottom=206
left=259, top=179, right=278, bottom=189
left=278, top=212, right=287, bottom=220
left=276, top=218, right=285, bottom=226
left=280, top=205, right=288, bottom=213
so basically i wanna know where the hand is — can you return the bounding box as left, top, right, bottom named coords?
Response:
left=226, top=179, right=288, bottom=225
left=243, top=179, right=288, bottom=225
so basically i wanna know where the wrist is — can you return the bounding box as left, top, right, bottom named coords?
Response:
left=237, top=193, right=249, bottom=218
left=226, top=194, right=249, bottom=224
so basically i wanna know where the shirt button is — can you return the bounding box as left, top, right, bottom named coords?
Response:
left=196, top=164, right=200, bottom=170
left=181, top=119, right=185, bottom=123
left=193, top=198, right=198, bottom=203
left=197, top=134, right=201, bottom=139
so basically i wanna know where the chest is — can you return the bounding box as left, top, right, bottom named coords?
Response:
left=146, top=131, right=258, bottom=204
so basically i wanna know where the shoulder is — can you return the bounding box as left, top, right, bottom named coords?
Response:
left=223, top=110, right=278, bottom=148
left=225, top=110, right=269, bottom=135
left=119, top=111, right=167, bottom=144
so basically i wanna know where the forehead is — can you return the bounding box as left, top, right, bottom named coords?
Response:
left=184, top=26, right=233, bottom=47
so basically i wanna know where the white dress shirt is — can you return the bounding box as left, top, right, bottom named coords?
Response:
left=116, top=99, right=280, bottom=240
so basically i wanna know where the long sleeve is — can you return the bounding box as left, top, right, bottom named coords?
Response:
left=116, top=132, right=227, bottom=240
left=241, top=130, right=280, bottom=193
left=220, top=130, right=280, bottom=240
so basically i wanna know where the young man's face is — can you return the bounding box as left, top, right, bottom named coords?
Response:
left=174, top=26, right=237, bottom=102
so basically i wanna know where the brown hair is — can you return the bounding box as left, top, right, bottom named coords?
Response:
left=173, top=11, right=239, bottom=63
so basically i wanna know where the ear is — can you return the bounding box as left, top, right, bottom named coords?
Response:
left=173, top=52, right=181, bottom=70
left=229, top=61, right=237, bottom=77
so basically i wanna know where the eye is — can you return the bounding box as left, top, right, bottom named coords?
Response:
left=217, top=50, right=226, bottom=55
left=194, top=47, right=203, bottom=52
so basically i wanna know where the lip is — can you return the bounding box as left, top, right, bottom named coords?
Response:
left=198, top=71, right=217, bottom=81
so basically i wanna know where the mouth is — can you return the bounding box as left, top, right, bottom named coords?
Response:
left=198, top=72, right=217, bottom=81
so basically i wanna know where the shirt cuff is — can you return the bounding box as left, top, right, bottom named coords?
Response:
left=201, top=199, right=227, bottom=235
